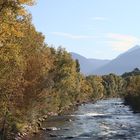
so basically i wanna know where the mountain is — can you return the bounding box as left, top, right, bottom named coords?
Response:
left=71, top=45, right=140, bottom=75
left=126, top=45, right=140, bottom=53
left=94, top=45, right=140, bottom=75
left=70, top=52, right=110, bottom=75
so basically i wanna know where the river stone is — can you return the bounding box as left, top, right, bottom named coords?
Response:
left=49, top=133, right=57, bottom=137
left=46, top=127, right=59, bottom=131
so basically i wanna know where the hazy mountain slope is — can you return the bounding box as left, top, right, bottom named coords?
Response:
left=127, top=45, right=140, bottom=53
left=94, top=45, right=140, bottom=75
left=70, top=52, right=110, bottom=75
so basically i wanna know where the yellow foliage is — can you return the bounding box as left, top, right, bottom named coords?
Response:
left=18, top=0, right=36, bottom=5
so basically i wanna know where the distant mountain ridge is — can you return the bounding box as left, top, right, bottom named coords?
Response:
left=126, top=45, right=140, bottom=53
left=70, top=45, right=140, bottom=75
left=94, top=45, right=140, bottom=75
left=70, top=52, right=110, bottom=75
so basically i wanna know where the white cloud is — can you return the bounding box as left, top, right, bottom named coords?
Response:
left=90, top=17, right=108, bottom=21
left=51, top=32, right=140, bottom=52
left=51, top=32, right=97, bottom=40
left=106, top=33, right=140, bottom=51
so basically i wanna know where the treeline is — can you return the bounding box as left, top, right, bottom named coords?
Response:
left=87, top=69, right=140, bottom=112
left=1, top=0, right=140, bottom=139
left=86, top=74, right=124, bottom=99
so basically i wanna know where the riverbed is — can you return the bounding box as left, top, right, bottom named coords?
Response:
left=29, top=98, right=140, bottom=140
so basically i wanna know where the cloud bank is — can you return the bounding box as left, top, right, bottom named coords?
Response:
left=107, top=33, right=140, bottom=51
left=51, top=31, right=140, bottom=52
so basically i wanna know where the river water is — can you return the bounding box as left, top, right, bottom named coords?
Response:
left=30, top=98, right=140, bottom=140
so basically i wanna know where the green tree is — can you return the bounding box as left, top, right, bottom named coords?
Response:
left=87, top=76, right=104, bottom=100
left=124, top=75, right=140, bottom=111
left=75, top=59, right=80, bottom=73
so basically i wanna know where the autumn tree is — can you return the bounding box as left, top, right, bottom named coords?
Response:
left=0, top=0, right=36, bottom=138
left=87, top=76, right=104, bottom=100
left=75, top=59, right=80, bottom=73
left=102, top=74, right=124, bottom=97
left=123, top=76, right=140, bottom=112
left=49, top=47, right=79, bottom=111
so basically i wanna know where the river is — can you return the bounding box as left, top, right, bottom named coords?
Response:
left=29, top=98, right=140, bottom=140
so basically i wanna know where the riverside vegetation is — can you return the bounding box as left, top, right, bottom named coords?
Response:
left=0, top=1, right=140, bottom=139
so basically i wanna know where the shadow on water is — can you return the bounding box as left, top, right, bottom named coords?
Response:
left=29, top=98, right=140, bottom=140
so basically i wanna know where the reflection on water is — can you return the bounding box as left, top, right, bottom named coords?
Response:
left=29, top=98, right=140, bottom=140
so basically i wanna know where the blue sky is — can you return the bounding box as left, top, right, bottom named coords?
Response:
left=28, top=0, right=140, bottom=59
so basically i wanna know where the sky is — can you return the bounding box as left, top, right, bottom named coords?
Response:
left=27, top=0, right=140, bottom=59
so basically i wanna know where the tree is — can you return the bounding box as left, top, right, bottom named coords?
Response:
left=51, top=47, right=79, bottom=111
left=75, top=59, right=80, bottom=73
left=124, top=76, right=140, bottom=112
left=102, top=74, right=124, bottom=97
left=0, top=0, right=36, bottom=138
left=86, top=76, right=104, bottom=100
